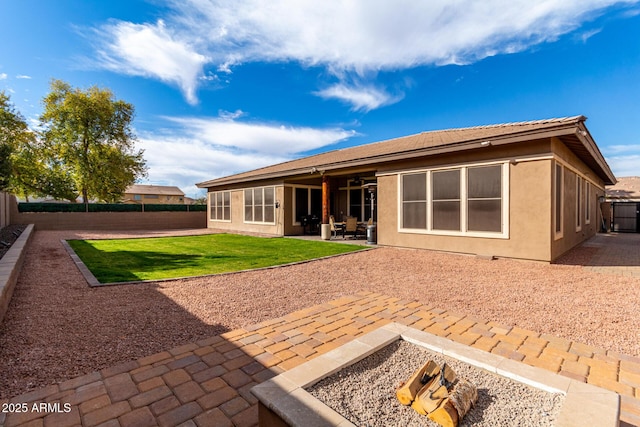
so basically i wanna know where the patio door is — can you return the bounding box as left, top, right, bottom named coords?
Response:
left=612, top=202, right=640, bottom=232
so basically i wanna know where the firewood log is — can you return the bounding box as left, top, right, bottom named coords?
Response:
left=428, top=378, right=478, bottom=427
left=411, top=364, right=456, bottom=415
left=395, top=360, right=439, bottom=406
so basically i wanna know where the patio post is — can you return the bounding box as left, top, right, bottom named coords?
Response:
left=322, top=174, right=330, bottom=224
left=321, top=174, right=331, bottom=240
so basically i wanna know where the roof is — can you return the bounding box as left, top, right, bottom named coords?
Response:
left=606, top=176, right=640, bottom=200
left=197, top=116, right=616, bottom=188
left=125, top=184, right=185, bottom=196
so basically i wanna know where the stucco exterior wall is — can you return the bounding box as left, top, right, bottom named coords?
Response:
left=549, top=137, right=605, bottom=260
left=377, top=159, right=553, bottom=261
left=206, top=186, right=285, bottom=236
left=123, top=194, right=185, bottom=204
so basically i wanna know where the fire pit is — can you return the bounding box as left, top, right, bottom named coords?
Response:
left=251, top=323, right=620, bottom=427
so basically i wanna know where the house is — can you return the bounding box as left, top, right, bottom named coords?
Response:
left=123, top=184, right=185, bottom=204
left=605, top=177, right=640, bottom=233
left=196, top=116, right=616, bottom=262
left=606, top=176, right=640, bottom=201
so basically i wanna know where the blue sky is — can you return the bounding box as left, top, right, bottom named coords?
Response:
left=1, top=0, right=639, bottom=198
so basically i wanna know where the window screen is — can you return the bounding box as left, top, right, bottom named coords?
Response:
left=432, top=169, right=460, bottom=231
left=467, top=165, right=502, bottom=232
left=402, top=173, right=427, bottom=229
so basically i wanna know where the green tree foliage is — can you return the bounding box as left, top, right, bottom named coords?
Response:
left=0, top=92, right=26, bottom=190
left=2, top=90, right=77, bottom=200
left=40, top=80, right=147, bottom=203
left=9, top=134, right=78, bottom=201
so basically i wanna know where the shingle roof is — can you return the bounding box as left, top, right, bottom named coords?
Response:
left=606, top=176, right=640, bottom=200
left=197, top=116, right=615, bottom=187
left=125, top=184, right=185, bottom=196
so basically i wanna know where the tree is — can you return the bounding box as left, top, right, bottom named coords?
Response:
left=40, top=79, right=147, bottom=203
left=0, top=92, right=26, bottom=190
left=9, top=134, right=78, bottom=201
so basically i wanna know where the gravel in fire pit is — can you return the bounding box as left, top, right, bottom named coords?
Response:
left=307, top=340, right=564, bottom=427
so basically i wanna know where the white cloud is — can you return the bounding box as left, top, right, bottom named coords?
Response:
left=137, top=115, right=357, bottom=197
left=16, top=75, right=31, bottom=79
left=602, top=144, right=640, bottom=177
left=606, top=155, right=640, bottom=178
left=94, top=20, right=208, bottom=105
left=0, top=73, right=7, bottom=80
left=164, top=116, right=356, bottom=155
left=91, top=0, right=639, bottom=108
left=314, top=83, right=403, bottom=112
left=603, top=144, right=640, bottom=154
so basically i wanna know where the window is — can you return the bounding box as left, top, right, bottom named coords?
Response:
left=576, top=175, right=582, bottom=231
left=145, top=194, right=159, bottom=199
left=585, top=181, right=591, bottom=225
left=244, top=187, right=276, bottom=224
left=294, top=187, right=322, bottom=223
left=399, top=162, right=507, bottom=237
left=432, top=169, right=461, bottom=231
left=401, top=173, right=427, bottom=229
left=554, top=163, right=564, bottom=238
left=133, top=194, right=142, bottom=201
left=467, top=165, right=502, bottom=232
left=349, top=189, right=363, bottom=221
left=210, top=191, right=230, bottom=221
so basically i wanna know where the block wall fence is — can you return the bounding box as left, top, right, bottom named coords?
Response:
left=0, top=192, right=10, bottom=228
left=6, top=195, right=206, bottom=230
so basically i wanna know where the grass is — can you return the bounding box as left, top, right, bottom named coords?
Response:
left=67, top=233, right=366, bottom=283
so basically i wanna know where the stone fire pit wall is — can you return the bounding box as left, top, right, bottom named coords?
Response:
left=251, top=322, right=620, bottom=427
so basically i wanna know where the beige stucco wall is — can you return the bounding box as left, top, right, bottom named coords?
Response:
left=206, top=186, right=285, bottom=236
left=549, top=137, right=605, bottom=260
left=377, top=159, right=553, bottom=261
left=201, top=136, right=608, bottom=261
left=123, top=193, right=185, bottom=204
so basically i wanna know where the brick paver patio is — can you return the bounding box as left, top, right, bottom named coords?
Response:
left=582, top=233, right=640, bottom=279
left=1, top=291, right=639, bottom=427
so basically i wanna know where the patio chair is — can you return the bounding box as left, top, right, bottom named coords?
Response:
left=344, top=217, right=359, bottom=239
left=356, top=218, right=372, bottom=237
left=329, top=215, right=344, bottom=239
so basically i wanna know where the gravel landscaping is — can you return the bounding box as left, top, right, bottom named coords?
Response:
left=308, top=340, right=563, bottom=427
left=1, top=229, right=639, bottom=399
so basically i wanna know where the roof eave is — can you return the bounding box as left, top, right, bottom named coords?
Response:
left=197, top=117, right=616, bottom=189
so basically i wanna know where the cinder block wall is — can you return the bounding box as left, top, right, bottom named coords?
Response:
left=0, top=192, right=10, bottom=228
left=9, top=198, right=206, bottom=230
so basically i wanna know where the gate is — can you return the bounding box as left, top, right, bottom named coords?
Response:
left=612, top=202, right=640, bottom=232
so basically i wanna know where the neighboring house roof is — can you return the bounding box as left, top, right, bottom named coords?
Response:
left=125, top=184, right=185, bottom=196
left=606, top=176, right=640, bottom=200
left=197, top=116, right=616, bottom=188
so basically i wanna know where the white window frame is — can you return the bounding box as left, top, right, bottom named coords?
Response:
left=585, top=180, right=591, bottom=225
left=576, top=175, right=582, bottom=232
left=397, top=161, right=509, bottom=239
left=244, top=186, right=276, bottom=225
left=554, top=162, right=564, bottom=240
left=209, top=191, right=231, bottom=222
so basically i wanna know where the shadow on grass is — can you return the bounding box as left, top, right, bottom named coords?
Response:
left=67, top=234, right=367, bottom=284
left=68, top=239, right=225, bottom=282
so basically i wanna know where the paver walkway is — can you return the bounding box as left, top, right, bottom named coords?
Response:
left=582, top=233, right=640, bottom=278
left=1, top=291, right=639, bottom=427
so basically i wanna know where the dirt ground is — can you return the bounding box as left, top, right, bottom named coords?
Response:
left=1, top=229, right=638, bottom=399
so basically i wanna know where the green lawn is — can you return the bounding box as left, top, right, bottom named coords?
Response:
left=67, top=234, right=366, bottom=283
